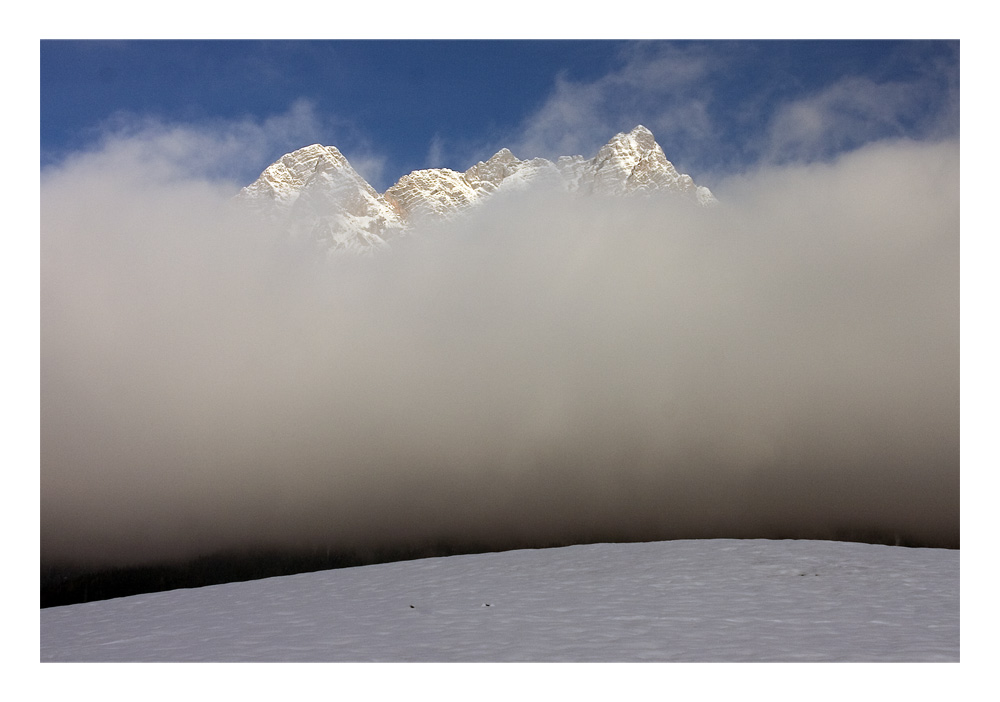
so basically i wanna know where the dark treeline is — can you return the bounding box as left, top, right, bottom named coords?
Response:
left=41, top=546, right=445, bottom=609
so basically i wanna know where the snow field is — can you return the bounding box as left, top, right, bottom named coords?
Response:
left=40, top=538, right=958, bottom=662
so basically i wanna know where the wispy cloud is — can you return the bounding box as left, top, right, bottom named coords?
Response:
left=511, top=43, right=718, bottom=167
left=761, top=73, right=958, bottom=164
left=510, top=42, right=958, bottom=182
left=425, top=133, right=447, bottom=169
left=45, top=99, right=395, bottom=192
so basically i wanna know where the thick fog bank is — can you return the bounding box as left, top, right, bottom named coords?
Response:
left=41, top=138, right=959, bottom=574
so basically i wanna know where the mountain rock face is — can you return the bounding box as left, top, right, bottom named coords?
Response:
left=237, top=125, right=716, bottom=252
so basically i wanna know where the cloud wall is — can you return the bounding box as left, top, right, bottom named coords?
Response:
left=41, top=135, right=960, bottom=570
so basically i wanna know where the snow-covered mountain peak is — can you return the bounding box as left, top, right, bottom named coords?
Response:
left=466, top=147, right=514, bottom=173
left=240, top=144, right=349, bottom=203
left=236, top=143, right=405, bottom=253
left=384, top=167, right=480, bottom=222
left=616, top=124, right=659, bottom=153
left=464, top=147, right=519, bottom=186
left=578, top=125, right=704, bottom=199
left=594, top=125, right=660, bottom=168
left=237, top=144, right=363, bottom=215
left=488, top=147, right=518, bottom=163
left=238, top=126, right=716, bottom=252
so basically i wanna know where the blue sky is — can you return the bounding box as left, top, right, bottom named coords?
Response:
left=40, top=40, right=958, bottom=191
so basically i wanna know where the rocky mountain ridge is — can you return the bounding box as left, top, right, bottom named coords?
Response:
left=237, top=125, right=716, bottom=252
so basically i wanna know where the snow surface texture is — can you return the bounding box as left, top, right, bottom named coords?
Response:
left=236, top=125, right=716, bottom=252
left=40, top=539, right=958, bottom=662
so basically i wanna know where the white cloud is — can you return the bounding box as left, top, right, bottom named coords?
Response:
left=510, top=42, right=958, bottom=183
left=511, top=44, right=717, bottom=164
left=46, top=99, right=396, bottom=192
left=425, top=133, right=447, bottom=169
left=40, top=127, right=959, bottom=569
left=762, top=76, right=948, bottom=163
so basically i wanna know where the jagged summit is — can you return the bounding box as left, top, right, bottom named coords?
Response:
left=239, top=144, right=348, bottom=204
left=575, top=125, right=715, bottom=204
left=463, top=148, right=525, bottom=194
left=385, top=167, right=479, bottom=222
left=236, top=143, right=404, bottom=252
left=238, top=126, right=716, bottom=251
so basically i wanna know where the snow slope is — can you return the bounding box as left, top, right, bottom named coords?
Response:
left=40, top=539, right=957, bottom=662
